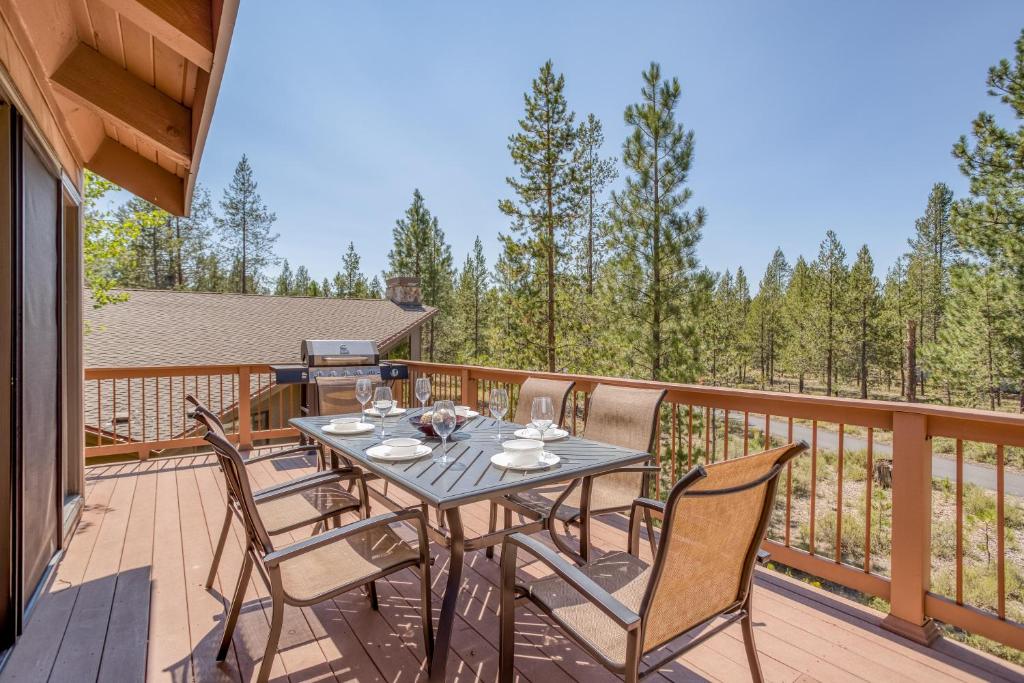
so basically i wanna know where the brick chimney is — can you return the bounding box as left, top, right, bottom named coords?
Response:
left=386, top=276, right=422, bottom=306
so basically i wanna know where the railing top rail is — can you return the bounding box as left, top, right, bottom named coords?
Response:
left=402, top=360, right=1024, bottom=437
left=84, top=363, right=278, bottom=380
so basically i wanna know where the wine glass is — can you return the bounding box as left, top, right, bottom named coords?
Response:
left=415, top=377, right=431, bottom=411
left=531, top=396, right=554, bottom=438
left=489, top=387, right=509, bottom=441
left=373, top=386, right=394, bottom=437
left=431, top=400, right=457, bottom=464
left=355, top=378, right=373, bottom=425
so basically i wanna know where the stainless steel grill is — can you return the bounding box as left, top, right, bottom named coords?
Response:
left=272, top=340, right=381, bottom=417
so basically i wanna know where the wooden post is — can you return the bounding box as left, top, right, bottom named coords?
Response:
left=460, top=368, right=477, bottom=409
left=881, top=411, right=939, bottom=645
left=238, top=365, right=252, bottom=451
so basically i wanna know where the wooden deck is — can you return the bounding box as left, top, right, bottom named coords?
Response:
left=3, top=450, right=1022, bottom=683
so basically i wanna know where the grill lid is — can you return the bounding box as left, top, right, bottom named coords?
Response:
left=301, top=339, right=379, bottom=367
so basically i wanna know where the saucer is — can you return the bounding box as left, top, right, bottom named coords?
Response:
left=490, top=451, right=560, bottom=471
left=322, top=422, right=375, bottom=435
left=365, top=406, right=407, bottom=417
left=513, top=427, right=569, bottom=442
left=366, top=444, right=432, bottom=461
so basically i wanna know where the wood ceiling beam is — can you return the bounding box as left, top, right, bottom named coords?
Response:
left=50, top=43, right=192, bottom=166
left=94, top=0, right=214, bottom=71
left=88, top=138, right=185, bottom=215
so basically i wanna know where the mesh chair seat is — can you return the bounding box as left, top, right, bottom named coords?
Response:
left=279, top=524, right=419, bottom=603
left=525, top=551, right=651, bottom=667
left=257, top=483, right=361, bottom=535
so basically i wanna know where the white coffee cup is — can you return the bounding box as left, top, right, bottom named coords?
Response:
left=455, top=405, right=471, bottom=417
left=383, top=437, right=421, bottom=457
left=503, top=439, right=544, bottom=467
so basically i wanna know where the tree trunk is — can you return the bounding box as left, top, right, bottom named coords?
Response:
left=174, top=217, right=184, bottom=288
left=906, top=319, right=917, bottom=402
left=860, top=308, right=868, bottom=400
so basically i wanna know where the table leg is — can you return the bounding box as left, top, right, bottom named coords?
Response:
left=430, top=507, right=465, bottom=682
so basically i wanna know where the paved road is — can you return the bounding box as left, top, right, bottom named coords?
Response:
left=725, top=414, right=1024, bottom=497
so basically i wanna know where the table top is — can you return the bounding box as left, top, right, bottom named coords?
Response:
left=290, top=411, right=651, bottom=510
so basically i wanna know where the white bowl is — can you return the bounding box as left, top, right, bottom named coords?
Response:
left=502, top=439, right=544, bottom=467
left=330, top=417, right=364, bottom=432
left=383, top=437, right=422, bottom=457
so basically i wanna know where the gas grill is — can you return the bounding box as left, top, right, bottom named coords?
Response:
left=271, top=340, right=382, bottom=417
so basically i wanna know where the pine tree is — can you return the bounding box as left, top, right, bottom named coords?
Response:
left=907, top=183, right=957, bottom=345
left=811, top=230, right=848, bottom=396
left=320, top=277, right=332, bottom=297
left=575, top=113, right=617, bottom=295
left=782, top=257, right=816, bottom=392
left=452, top=237, right=491, bottom=363
left=749, top=249, right=789, bottom=387
left=951, top=29, right=1024, bottom=408
left=168, top=184, right=216, bottom=289
left=115, top=197, right=175, bottom=289
left=368, top=276, right=383, bottom=299
left=923, top=265, right=1012, bottom=408
left=498, top=60, right=579, bottom=372
left=388, top=190, right=455, bottom=360
left=293, top=265, right=312, bottom=295
left=848, top=245, right=880, bottom=399
left=879, top=257, right=911, bottom=395
left=606, top=62, right=707, bottom=382
left=274, top=260, right=294, bottom=295
left=733, top=267, right=752, bottom=383
left=217, top=154, right=278, bottom=294
left=334, top=242, right=371, bottom=298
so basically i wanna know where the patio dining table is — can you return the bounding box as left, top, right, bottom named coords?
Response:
left=290, top=410, right=651, bottom=682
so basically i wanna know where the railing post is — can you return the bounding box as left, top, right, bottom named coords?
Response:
left=238, top=365, right=252, bottom=451
left=882, top=411, right=939, bottom=645
left=460, top=368, right=477, bottom=409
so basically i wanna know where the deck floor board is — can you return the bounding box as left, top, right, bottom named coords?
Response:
left=2, top=451, right=1020, bottom=683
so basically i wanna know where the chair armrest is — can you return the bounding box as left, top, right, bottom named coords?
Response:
left=503, top=533, right=641, bottom=631
left=631, top=497, right=665, bottom=517
left=253, top=468, right=344, bottom=497
left=264, top=508, right=428, bottom=568
left=243, top=443, right=320, bottom=464
left=757, top=549, right=771, bottom=565
left=253, top=469, right=362, bottom=503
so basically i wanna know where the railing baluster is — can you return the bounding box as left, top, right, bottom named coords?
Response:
left=704, top=405, right=711, bottom=464
left=127, top=378, right=132, bottom=442
left=141, top=377, right=147, bottom=443
left=743, top=411, right=750, bottom=455
left=97, top=379, right=103, bottom=446
left=997, top=443, right=1005, bottom=620
left=670, top=403, right=678, bottom=486
left=955, top=438, right=963, bottom=604
left=723, top=408, right=729, bottom=460
left=785, top=416, right=793, bottom=547
left=810, top=419, right=818, bottom=556
left=687, top=405, right=693, bottom=468
left=155, top=376, right=161, bottom=442
left=865, top=428, right=874, bottom=573
left=836, top=424, right=845, bottom=564
left=765, top=413, right=771, bottom=447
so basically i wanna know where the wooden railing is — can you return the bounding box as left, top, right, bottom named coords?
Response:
left=83, top=364, right=301, bottom=460
left=82, top=359, right=1024, bottom=651
left=398, top=360, right=1024, bottom=652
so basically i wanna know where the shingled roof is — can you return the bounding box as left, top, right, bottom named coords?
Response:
left=84, top=288, right=437, bottom=368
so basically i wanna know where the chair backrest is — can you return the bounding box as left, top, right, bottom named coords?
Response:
left=202, top=426, right=276, bottom=555
left=639, top=441, right=807, bottom=653
left=581, top=384, right=666, bottom=453
left=186, top=394, right=227, bottom=439
left=512, top=378, right=576, bottom=427
left=315, top=376, right=359, bottom=416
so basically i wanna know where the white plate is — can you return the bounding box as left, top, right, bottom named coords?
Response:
left=322, top=422, right=375, bottom=435
left=365, top=406, right=407, bottom=417
left=459, top=409, right=480, bottom=418
left=513, top=427, right=569, bottom=442
left=490, top=451, right=560, bottom=471
left=366, top=444, right=432, bottom=462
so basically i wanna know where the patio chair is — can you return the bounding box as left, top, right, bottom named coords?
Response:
left=497, top=384, right=665, bottom=562
left=486, top=377, right=575, bottom=558
left=499, top=441, right=808, bottom=683
left=187, top=395, right=368, bottom=590
left=202, top=427, right=434, bottom=683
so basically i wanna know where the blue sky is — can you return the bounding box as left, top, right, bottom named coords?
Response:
left=197, top=1, right=1023, bottom=286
